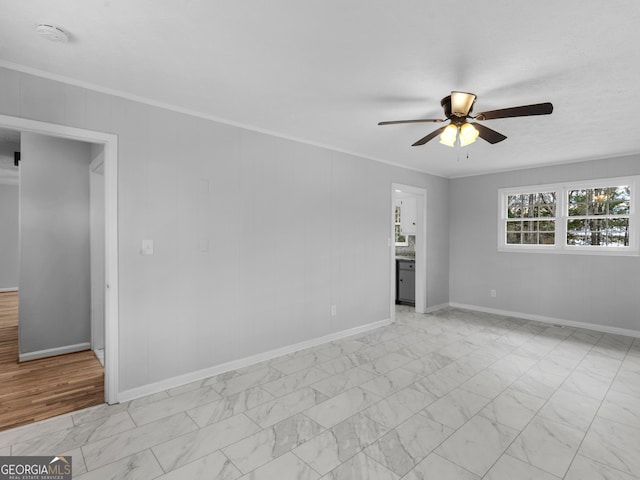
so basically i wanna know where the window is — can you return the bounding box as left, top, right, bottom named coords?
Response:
left=499, top=176, right=639, bottom=255
left=566, top=186, right=630, bottom=247
left=506, top=192, right=556, bottom=246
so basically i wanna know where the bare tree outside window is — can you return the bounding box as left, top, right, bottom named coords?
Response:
left=506, top=192, right=556, bottom=245
left=566, top=186, right=630, bottom=246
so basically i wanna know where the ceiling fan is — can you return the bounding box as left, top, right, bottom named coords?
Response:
left=378, top=91, right=553, bottom=147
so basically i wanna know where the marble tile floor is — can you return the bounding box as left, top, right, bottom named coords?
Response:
left=1, top=305, right=639, bottom=479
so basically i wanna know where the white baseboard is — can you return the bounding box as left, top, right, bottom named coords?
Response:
left=449, top=302, right=640, bottom=339
left=19, top=342, right=92, bottom=362
left=0, top=287, right=18, bottom=293
left=118, top=318, right=392, bottom=403
left=424, top=303, right=450, bottom=313
left=94, top=348, right=105, bottom=367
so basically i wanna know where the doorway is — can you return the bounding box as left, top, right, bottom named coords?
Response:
left=390, top=183, right=427, bottom=322
left=0, top=114, right=119, bottom=405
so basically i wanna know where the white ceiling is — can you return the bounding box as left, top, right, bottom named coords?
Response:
left=1, top=0, right=639, bottom=178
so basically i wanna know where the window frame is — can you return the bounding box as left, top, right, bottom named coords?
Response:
left=498, top=176, right=639, bottom=256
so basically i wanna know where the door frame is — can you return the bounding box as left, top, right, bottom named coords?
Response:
left=390, top=183, right=427, bottom=322
left=89, top=152, right=105, bottom=361
left=0, top=114, right=119, bottom=404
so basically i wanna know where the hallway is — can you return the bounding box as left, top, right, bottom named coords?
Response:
left=0, top=291, right=104, bottom=431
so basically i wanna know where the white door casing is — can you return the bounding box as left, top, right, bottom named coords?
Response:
left=0, top=114, right=119, bottom=404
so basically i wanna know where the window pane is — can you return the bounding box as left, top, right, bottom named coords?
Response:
left=507, top=221, right=522, bottom=232
left=509, top=192, right=556, bottom=219
left=542, top=192, right=556, bottom=204
left=605, top=218, right=629, bottom=246
left=567, top=234, right=586, bottom=246
left=506, top=232, right=521, bottom=244
left=616, top=186, right=631, bottom=201
left=567, top=219, right=588, bottom=245
left=539, top=233, right=555, bottom=244
left=589, top=200, right=608, bottom=215
left=587, top=218, right=608, bottom=246
left=507, top=195, right=522, bottom=218
left=569, top=185, right=631, bottom=216
left=567, top=218, right=628, bottom=246
left=506, top=219, right=555, bottom=245
left=539, top=220, right=555, bottom=231
left=568, top=202, right=586, bottom=216
left=534, top=204, right=555, bottom=217
left=566, top=184, right=631, bottom=247
left=611, top=201, right=630, bottom=215
left=606, top=186, right=630, bottom=215
left=568, top=189, right=587, bottom=204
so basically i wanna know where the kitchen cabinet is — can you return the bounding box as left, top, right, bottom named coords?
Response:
left=397, top=197, right=416, bottom=235
left=396, top=259, right=415, bottom=306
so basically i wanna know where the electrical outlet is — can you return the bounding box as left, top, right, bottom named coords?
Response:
left=490, top=289, right=497, bottom=298
left=331, top=305, right=337, bottom=316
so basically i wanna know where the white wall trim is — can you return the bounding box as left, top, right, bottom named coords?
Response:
left=424, top=302, right=449, bottom=313
left=448, top=151, right=640, bottom=180
left=449, top=302, right=640, bottom=338
left=19, top=342, right=91, bottom=362
left=90, top=154, right=105, bottom=174
left=0, top=114, right=119, bottom=405
left=0, top=60, right=444, bottom=179
left=0, top=287, right=18, bottom=292
left=118, top=318, right=392, bottom=403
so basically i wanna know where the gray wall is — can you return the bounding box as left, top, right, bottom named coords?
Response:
left=0, top=67, right=450, bottom=393
left=0, top=183, right=19, bottom=289
left=450, top=154, right=640, bottom=332
left=19, top=133, right=92, bottom=355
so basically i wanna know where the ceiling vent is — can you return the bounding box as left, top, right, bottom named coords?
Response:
left=36, top=24, right=69, bottom=43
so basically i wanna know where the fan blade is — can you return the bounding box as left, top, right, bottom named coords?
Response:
left=475, top=102, right=553, bottom=121
left=472, top=122, right=507, bottom=144
left=412, top=126, right=446, bottom=146
left=378, top=119, right=445, bottom=126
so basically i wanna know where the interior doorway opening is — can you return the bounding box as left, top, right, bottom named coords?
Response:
left=390, top=183, right=427, bottom=322
left=0, top=114, right=119, bottom=406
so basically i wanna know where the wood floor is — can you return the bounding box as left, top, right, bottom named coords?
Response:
left=0, top=291, right=104, bottom=432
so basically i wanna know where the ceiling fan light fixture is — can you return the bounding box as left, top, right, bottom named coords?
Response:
left=459, top=123, right=479, bottom=147
left=451, top=91, right=476, bottom=117
left=439, top=124, right=458, bottom=147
